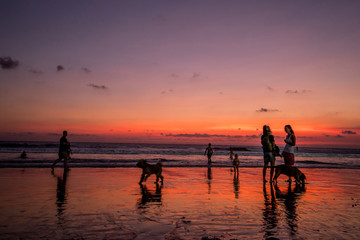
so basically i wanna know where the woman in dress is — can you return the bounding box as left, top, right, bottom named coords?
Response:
left=282, top=125, right=296, bottom=182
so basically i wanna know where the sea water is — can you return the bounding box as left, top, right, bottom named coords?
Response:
left=0, top=142, right=360, bottom=168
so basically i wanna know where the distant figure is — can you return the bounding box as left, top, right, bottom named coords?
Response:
left=51, top=130, right=71, bottom=171
left=20, top=151, right=27, bottom=159
left=229, top=149, right=234, bottom=161
left=204, top=143, right=213, bottom=163
left=261, top=125, right=276, bottom=182
left=282, top=125, right=296, bottom=182
left=233, top=153, right=239, bottom=174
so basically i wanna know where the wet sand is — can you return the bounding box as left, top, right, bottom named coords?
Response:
left=0, top=167, right=360, bottom=239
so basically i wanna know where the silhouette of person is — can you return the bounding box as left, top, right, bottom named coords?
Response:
left=51, top=130, right=71, bottom=171
left=20, top=151, right=27, bottom=159
left=282, top=125, right=296, bottom=182
left=261, top=125, right=276, bottom=182
left=229, top=149, right=234, bottom=161
left=233, top=153, right=239, bottom=174
left=204, top=143, right=213, bottom=163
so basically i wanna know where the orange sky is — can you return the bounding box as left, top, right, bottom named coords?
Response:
left=1, top=1, right=360, bottom=146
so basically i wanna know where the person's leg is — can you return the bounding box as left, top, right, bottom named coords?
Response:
left=270, top=160, right=275, bottom=182
left=64, top=156, right=68, bottom=170
left=51, top=157, right=61, bottom=171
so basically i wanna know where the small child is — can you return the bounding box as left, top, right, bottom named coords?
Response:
left=233, top=154, right=239, bottom=173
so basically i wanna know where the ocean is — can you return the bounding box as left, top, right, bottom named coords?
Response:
left=0, top=141, right=360, bottom=169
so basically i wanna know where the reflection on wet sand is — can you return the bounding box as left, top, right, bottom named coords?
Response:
left=137, top=182, right=163, bottom=211
left=262, top=182, right=306, bottom=239
left=206, top=164, right=212, bottom=194
left=52, top=170, right=69, bottom=224
left=263, top=182, right=278, bottom=239
left=275, top=182, right=306, bottom=237
left=233, top=173, right=240, bottom=199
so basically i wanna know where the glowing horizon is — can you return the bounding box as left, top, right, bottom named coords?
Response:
left=1, top=1, right=360, bottom=146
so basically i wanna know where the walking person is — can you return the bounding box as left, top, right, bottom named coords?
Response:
left=51, top=130, right=71, bottom=171
left=204, top=143, right=213, bottom=164
left=282, top=125, right=296, bottom=182
left=261, top=125, right=276, bottom=182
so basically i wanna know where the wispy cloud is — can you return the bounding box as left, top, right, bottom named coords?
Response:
left=57, top=65, right=65, bottom=72
left=324, top=134, right=343, bottom=138
left=256, top=108, right=280, bottom=113
left=153, top=14, right=167, bottom=23
left=169, top=73, right=179, bottom=78
left=82, top=67, right=91, bottom=73
left=88, top=83, right=107, bottom=90
left=0, top=57, right=19, bottom=69
left=342, top=130, right=357, bottom=135
left=165, top=133, right=258, bottom=139
left=191, top=72, right=201, bottom=79
left=161, top=89, right=175, bottom=94
left=285, top=89, right=312, bottom=94
left=29, top=69, right=43, bottom=75
left=266, top=86, right=275, bottom=91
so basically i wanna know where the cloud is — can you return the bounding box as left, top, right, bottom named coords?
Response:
left=169, top=73, right=179, bottom=78
left=256, top=108, right=280, bottom=113
left=342, top=130, right=357, bottom=135
left=266, top=86, right=275, bottom=91
left=165, top=133, right=259, bottom=139
left=191, top=72, right=201, bottom=79
left=161, top=89, right=175, bottom=94
left=219, top=91, right=224, bottom=95
left=88, top=83, right=107, bottom=90
left=285, top=89, right=312, bottom=94
left=153, top=14, right=167, bottom=23
left=29, top=69, right=43, bottom=75
left=324, top=134, right=344, bottom=138
left=82, top=67, right=91, bottom=73
left=0, top=57, right=19, bottom=69
left=57, top=65, right=64, bottom=72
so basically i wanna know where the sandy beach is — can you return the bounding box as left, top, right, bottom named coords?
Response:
left=0, top=167, right=359, bottom=240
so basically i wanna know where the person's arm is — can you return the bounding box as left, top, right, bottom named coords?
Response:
left=291, top=134, right=296, bottom=146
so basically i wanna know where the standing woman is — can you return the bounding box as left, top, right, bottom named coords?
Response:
left=283, top=125, right=296, bottom=181
left=261, top=125, right=276, bottom=182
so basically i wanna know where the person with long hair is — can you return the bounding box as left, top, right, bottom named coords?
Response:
left=282, top=125, right=296, bottom=182
left=261, top=125, right=276, bottom=182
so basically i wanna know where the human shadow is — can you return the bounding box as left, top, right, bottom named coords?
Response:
left=52, top=169, right=69, bottom=226
left=262, top=182, right=279, bottom=239
left=274, top=182, right=306, bottom=237
left=137, top=182, right=163, bottom=210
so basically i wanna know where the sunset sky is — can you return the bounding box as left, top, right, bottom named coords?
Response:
left=1, top=0, right=360, bottom=146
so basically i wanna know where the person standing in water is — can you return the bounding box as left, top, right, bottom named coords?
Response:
left=204, top=143, right=213, bottom=164
left=282, top=125, right=296, bottom=182
left=233, top=153, right=239, bottom=174
left=261, top=125, right=276, bottom=183
left=51, top=130, right=71, bottom=171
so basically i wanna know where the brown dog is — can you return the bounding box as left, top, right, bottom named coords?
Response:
left=136, top=159, right=164, bottom=184
left=273, top=165, right=306, bottom=185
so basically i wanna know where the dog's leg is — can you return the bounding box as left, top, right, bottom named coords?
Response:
left=273, top=169, right=280, bottom=183
left=143, top=173, right=150, bottom=182
left=139, top=172, right=146, bottom=184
